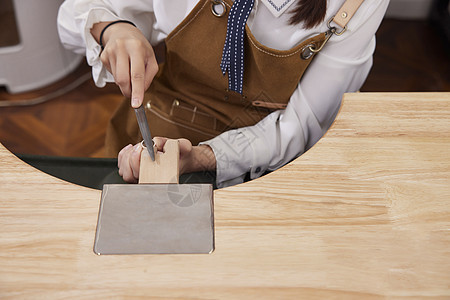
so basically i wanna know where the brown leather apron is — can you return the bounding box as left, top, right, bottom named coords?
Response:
left=105, top=0, right=328, bottom=156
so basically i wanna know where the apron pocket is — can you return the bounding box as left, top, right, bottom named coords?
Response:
left=148, top=99, right=227, bottom=137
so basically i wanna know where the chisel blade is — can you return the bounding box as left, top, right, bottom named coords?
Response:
left=134, top=105, right=155, bottom=161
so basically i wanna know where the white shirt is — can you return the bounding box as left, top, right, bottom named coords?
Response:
left=58, top=0, right=390, bottom=188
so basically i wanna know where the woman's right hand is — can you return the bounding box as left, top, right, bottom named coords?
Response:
left=91, top=21, right=158, bottom=108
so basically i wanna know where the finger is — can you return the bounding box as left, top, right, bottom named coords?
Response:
left=143, top=54, right=159, bottom=92
left=130, top=143, right=142, bottom=179
left=130, top=53, right=146, bottom=108
left=177, top=139, right=193, bottom=174
left=118, top=145, right=137, bottom=182
left=118, top=155, right=130, bottom=180
left=121, top=153, right=137, bottom=183
left=153, top=137, right=168, bottom=152
left=118, top=144, right=133, bottom=168
left=118, top=148, right=132, bottom=178
left=118, top=163, right=124, bottom=177
left=178, top=138, right=193, bottom=158
left=114, top=51, right=131, bottom=98
left=122, top=167, right=137, bottom=183
left=100, top=50, right=114, bottom=74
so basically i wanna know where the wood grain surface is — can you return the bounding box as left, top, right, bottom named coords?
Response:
left=0, top=92, right=449, bottom=299
left=139, top=139, right=180, bottom=184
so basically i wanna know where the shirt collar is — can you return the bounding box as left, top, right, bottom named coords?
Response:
left=259, top=0, right=296, bottom=18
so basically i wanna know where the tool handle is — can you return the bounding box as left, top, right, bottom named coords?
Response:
left=138, top=139, right=180, bottom=184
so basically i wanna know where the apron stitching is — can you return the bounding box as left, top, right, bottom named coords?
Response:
left=191, top=106, right=198, bottom=123
left=167, top=1, right=208, bottom=42
left=168, top=0, right=232, bottom=42
left=176, top=104, right=214, bottom=118
left=247, top=33, right=308, bottom=58
left=148, top=105, right=217, bottom=138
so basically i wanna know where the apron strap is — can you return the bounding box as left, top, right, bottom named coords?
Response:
left=221, top=0, right=365, bottom=92
left=307, top=0, right=365, bottom=55
left=333, top=0, right=365, bottom=30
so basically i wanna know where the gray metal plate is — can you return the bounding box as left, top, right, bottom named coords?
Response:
left=94, top=184, right=214, bottom=255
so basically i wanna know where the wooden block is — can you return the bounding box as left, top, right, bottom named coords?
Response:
left=139, top=139, right=179, bottom=184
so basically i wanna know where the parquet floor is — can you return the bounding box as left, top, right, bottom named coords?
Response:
left=0, top=19, right=449, bottom=158
left=0, top=63, right=123, bottom=157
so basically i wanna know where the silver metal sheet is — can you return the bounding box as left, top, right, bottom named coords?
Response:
left=94, top=184, right=214, bottom=255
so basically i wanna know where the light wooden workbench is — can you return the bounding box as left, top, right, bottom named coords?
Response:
left=1, top=92, right=449, bottom=298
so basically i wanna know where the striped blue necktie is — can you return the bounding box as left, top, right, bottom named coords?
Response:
left=220, top=0, right=255, bottom=95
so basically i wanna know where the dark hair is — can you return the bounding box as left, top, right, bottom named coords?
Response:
left=289, top=0, right=327, bottom=29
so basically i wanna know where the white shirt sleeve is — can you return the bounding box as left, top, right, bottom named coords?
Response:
left=58, top=0, right=160, bottom=87
left=58, top=0, right=198, bottom=88
left=202, top=0, right=390, bottom=188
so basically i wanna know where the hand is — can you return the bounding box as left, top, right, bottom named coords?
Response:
left=91, top=22, right=158, bottom=108
left=117, top=143, right=141, bottom=183
left=117, top=138, right=216, bottom=183
left=153, top=138, right=216, bottom=174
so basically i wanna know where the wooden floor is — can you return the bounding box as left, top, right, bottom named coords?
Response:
left=0, top=65, right=123, bottom=158
left=0, top=19, right=449, bottom=158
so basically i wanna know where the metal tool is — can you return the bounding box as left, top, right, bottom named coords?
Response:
left=134, top=104, right=155, bottom=161
left=94, top=184, right=214, bottom=255
left=94, top=139, right=214, bottom=255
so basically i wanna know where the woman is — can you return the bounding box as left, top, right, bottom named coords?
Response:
left=58, top=0, right=389, bottom=188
